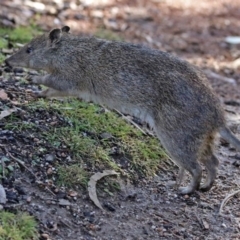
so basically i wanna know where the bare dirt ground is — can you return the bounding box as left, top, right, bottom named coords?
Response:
left=1, top=0, right=240, bottom=239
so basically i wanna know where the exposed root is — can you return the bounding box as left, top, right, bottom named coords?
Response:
left=219, top=189, right=240, bottom=215
left=114, top=109, right=154, bottom=136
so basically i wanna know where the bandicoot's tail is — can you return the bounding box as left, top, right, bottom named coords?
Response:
left=219, top=127, right=240, bottom=151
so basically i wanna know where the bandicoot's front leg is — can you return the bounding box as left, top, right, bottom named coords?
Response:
left=29, top=74, right=76, bottom=98
left=30, top=74, right=54, bottom=87
left=33, top=88, right=74, bottom=98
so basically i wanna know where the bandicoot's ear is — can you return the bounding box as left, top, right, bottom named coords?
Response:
left=62, top=26, right=70, bottom=33
left=49, top=29, right=62, bottom=44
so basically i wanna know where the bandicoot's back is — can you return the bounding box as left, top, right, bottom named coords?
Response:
left=5, top=26, right=240, bottom=194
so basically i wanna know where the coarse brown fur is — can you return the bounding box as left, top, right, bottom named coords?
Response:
left=5, top=26, right=240, bottom=194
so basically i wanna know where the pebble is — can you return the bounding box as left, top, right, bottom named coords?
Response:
left=45, top=154, right=55, bottom=162
left=47, top=168, right=53, bottom=175
left=4, top=66, right=12, bottom=73
left=41, top=233, right=50, bottom=239
left=222, top=223, right=227, bottom=228
left=59, top=199, right=71, bottom=206
left=100, top=132, right=113, bottom=140
left=13, top=67, right=24, bottom=73
left=2, top=48, right=13, bottom=54
left=103, top=202, right=116, bottom=212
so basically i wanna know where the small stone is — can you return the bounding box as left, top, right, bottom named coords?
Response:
left=90, top=10, right=104, bottom=18
left=4, top=67, right=12, bottom=73
left=45, top=154, right=55, bottom=162
left=68, top=190, right=78, bottom=197
left=222, top=223, right=227, bottom=228
left=100, top=132, right=113, bottom=140
left=2, top=48, right=13, bottom=54
left=47, top=168, right=53, bottom=175
left=13, top=67, right=24, bottom=74
left=202, top=219, right=209, bottom=230
left=26, top=196, right=32, bottom=203
left=59, top=199, right=71, bottom=206
left=41, top=233, right=50, bottom=239
left=103, top=202, right=116, bottom=212
left=143, top=226, right=148, bottom=235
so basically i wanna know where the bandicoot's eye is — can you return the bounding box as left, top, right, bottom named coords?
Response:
left=26, top=47, right=33, bottom=54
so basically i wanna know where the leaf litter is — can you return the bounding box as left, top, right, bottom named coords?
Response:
left=88, top=170, right=118, bottom=211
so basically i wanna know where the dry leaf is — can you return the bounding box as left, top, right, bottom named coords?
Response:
left=0, top=89, right=8, bottom=100
left=0, top=109, right=16, bottom=120
left=225, top=36, right=240, bottom=45
left=88, top=170, right=118, bottom=210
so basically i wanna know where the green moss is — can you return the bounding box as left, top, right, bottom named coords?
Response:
left=0, top=26, right=41, bottom=44
left=0, top=53, right=5, bottom=64
left=57, top=163, right=89, bottom=188
left=28, top=98, right=167, bottom=184
left=0, top=37, right=8, bottom=48
left=0, top=211, right=38, bottom=240
left=95, top=28, right=123, bottom=41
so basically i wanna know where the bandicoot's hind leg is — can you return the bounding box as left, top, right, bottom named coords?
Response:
left=177, top=160, right=202, bottom=195
left=175, top=167, right=185, bottom=189
left=199, top=141, right=219, bottom=191
left=161, top=141, right=202, bottom=194
left=155, top=127, right=202, bottom=194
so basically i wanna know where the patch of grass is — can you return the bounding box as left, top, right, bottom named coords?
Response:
left=57, top=163, right=89, bottom=188
left=5, top=121, right=36, bottom=132
left=28, top=98, right=167, bottom=184
left=0, top=211, right=38, bottom=240
left=94, top=28, right=123, bottom=41
left=0, top=37, right=8, bottom=48
left=0, top=26, right=42, bottom=64
left=9, top=27, right=35, bottom=43
left=0, top=26, right=41, bottom=44
left=0, top=53, right=5, bottom=64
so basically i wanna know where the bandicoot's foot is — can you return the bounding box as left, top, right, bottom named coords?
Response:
left=178, top=186, right=195, bottom=195
left=199, top=183, right=213, bottom=192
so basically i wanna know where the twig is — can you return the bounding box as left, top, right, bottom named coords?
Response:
left=219, top=189, right=240, bottom=215
left=0, top=145, right=57, bottom=197
left=114, top=109, right=148, bottom=135
left=204, top=70, right=236, bottom=85
left=35, top=181, right=56, bottom=196
left=6, top=150, right=40, bottom=180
